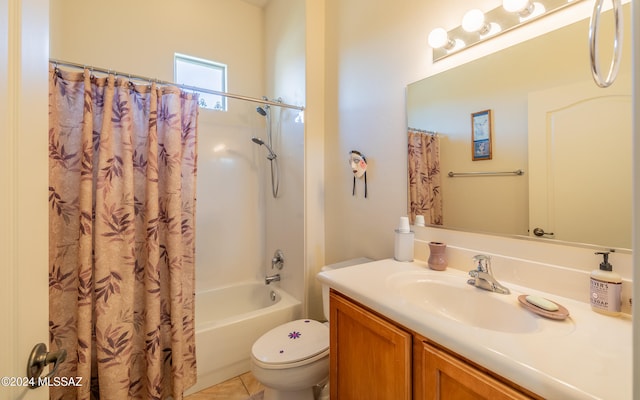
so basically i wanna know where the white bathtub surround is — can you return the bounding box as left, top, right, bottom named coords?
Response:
left=318, top=259, right=631, bottom=400
left=186, top=282, right=301, bottom=395
left=413, top=225, right=633, bottom=314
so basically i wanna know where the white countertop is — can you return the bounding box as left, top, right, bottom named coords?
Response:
left=317, top=259, right=631, bottom=400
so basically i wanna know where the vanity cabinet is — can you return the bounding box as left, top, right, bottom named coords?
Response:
left=330, top=290, right=541, bottom=400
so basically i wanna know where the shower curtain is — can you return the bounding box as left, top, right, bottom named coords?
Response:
left=407, top=128, right=443, bottom=225
left=48, top=65, right=199, bottom=400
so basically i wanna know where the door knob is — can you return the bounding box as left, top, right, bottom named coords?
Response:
left=533, top=227, right=554, bottom=237
left=26, top=343, right=67, bottom=388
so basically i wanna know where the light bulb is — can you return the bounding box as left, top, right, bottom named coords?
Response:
left=462, top=9, right=487, bottom=33
left=428, top=28, right=450, bottom=49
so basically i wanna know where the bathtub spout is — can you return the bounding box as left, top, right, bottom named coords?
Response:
left=265, top=274, right=281, bottom=285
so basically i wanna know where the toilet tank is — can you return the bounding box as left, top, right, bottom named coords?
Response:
left=320, top=258, right=372, bottom=321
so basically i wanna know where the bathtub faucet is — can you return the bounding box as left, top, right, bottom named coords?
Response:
left=265, top=274, right=281, bottom=285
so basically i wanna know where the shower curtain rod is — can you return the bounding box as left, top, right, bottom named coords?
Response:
left=49, top=59, right=305, bottom=111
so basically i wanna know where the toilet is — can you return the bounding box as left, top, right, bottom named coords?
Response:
left=250, top=258, right=371, bottom=400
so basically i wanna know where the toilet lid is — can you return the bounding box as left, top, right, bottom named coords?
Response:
left=252, top=319, right=329, bottom=365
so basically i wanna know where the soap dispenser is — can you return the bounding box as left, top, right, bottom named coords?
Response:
left=590, top=251, right=622, bottom=316
left=394, top=217, right=414, bottom=262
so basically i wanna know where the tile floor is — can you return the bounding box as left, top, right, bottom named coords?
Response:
left=185, top=372, right=264, bottom=400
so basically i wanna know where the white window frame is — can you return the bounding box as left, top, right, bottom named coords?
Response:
left=174, top=53, right=228, bottom=111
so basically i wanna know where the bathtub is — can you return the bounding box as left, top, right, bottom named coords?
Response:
left=186, top=281, right=302, bottom=395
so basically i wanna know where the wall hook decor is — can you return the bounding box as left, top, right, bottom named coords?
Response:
left=349, top=150, right=368, bottom=198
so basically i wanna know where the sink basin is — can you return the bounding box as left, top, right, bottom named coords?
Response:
left=387, top=271, right=538, bottom=333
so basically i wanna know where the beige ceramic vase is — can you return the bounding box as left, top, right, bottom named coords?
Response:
left=428, top=242, right=447, bottom=271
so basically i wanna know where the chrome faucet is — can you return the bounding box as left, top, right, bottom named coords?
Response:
left=265, top=250, right=284, bottom=285
left=467, top=255, right=510, bottom=294
left=265, top=274, right=281, bottom=285
left=272, top=249, right=284, bottom=270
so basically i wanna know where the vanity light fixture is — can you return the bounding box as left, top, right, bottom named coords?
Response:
left=429, top=0, right=585, bottom=62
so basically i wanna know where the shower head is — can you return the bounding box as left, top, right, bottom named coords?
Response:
left=256, top=106, right=268, bottom=116
left=251, top=137, right=277, bottom=160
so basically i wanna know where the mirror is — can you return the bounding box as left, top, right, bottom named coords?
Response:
left=407, top=4, right=631, bottom=250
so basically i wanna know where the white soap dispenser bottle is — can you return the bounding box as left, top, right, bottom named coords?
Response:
left=590, top=251, right=622, bottom=316
left=393, top=216, right=414, bottom=262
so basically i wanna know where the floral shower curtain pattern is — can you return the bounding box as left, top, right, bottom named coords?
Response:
left=407, top=128, right=443, bottom=225
left=49, top=65, right=199, bottom=400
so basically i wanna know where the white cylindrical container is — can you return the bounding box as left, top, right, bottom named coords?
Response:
left=394, top=230, right=414, bottom=262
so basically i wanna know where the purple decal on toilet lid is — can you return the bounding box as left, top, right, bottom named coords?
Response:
left=288, top=331, right=301, bottom=339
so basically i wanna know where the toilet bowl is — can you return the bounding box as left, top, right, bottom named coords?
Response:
left=251, top=319, right=329, bottom=400
left=250, top=258, right=371, bottom=400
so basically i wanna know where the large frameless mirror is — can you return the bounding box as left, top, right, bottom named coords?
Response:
left=407, top=4, right=631, bottom=251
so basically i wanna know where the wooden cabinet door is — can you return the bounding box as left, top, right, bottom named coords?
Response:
left=416, top=340, right=535, bottom=400
left=330, top=291, right=412, bottom=400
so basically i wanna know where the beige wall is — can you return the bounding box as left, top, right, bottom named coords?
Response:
left=50, top=0, right=264, bottom=96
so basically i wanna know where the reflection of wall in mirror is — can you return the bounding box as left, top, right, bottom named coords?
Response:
left=407, top=80, right=529, bottom=236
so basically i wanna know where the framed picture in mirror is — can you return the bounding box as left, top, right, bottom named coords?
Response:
left=471, top=109, right=492, bottom=160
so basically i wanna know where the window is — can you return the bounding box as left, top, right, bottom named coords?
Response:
left=174, top=53, right=227, bottom=111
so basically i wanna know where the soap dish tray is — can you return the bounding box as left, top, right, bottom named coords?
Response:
left=517, top=295, right=570, bottom=320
